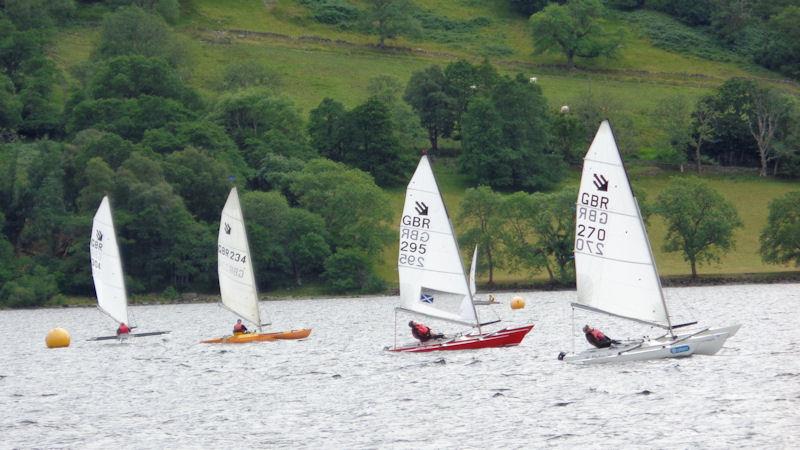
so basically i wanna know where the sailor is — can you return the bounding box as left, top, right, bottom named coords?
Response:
left=233, top=318, right=248, bottom=334
left=116, top=322, right=131, bottom=336
left=409, top=320, right=444, bottom=342
left=583, top=324, right=614, bottom=348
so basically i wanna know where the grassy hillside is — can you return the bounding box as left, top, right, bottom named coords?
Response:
left=48, top=1, right=800, bottom=292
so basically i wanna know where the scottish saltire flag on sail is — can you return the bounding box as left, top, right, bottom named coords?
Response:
left=420, top=294, right=434, bottom=304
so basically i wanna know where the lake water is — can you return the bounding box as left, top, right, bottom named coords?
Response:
left=0, top=284, right=797, bottom=448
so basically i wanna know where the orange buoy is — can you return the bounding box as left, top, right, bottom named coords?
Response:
left=510, top=296, right=525, bottom=310
left=45, top=327, right=71, bottom=348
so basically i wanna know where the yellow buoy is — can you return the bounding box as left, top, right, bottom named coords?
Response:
left=45, top=327, right=71, bottom=348
left=510, top=296, right=526, bottom=310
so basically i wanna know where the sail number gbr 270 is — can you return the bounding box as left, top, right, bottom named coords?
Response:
left=399, top=215, right=429, bottom=268
left=576, top=193, right=608, bottom=256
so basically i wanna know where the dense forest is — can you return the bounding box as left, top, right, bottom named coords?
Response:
left=2, top=0, right=800, bottom=307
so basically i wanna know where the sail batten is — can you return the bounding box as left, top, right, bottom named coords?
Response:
left=398, top=156, right=478, bottom=326
left=218, top=188, right=263, bottom=328
left=91, top=196, right=129, bottom=326
left=574, top=121, right=670, bottom=327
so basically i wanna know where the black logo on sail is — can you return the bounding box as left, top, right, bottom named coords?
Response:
left=593, top=174, right=609, bottom=191
left=414, top=201, right=428, bottom=215
left=95, top=230, right=103, bottom=241
left=224, top=223, right=231, bottom=235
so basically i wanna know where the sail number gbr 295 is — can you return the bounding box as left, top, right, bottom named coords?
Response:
left=576, top=193, right=609, bottom=256
left=399, top=215, right=429, bottom=268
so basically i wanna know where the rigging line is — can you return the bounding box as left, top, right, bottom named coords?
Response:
left=574, top=202, right=639, bottom=218
left=573, top=250, right=654, bottom=266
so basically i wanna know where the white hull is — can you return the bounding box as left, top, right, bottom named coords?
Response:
left=561, top=324, right=740, bottom=364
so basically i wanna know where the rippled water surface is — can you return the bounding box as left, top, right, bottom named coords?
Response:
left=1, top=284, right=798, bottom=448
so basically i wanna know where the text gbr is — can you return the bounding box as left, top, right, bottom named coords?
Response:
left=399, top=214, right=429, bottom=268
left=576, top=193, right=608, bottom=256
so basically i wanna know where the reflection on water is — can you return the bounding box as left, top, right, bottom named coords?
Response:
left=0, top=284, right=798, bottom=447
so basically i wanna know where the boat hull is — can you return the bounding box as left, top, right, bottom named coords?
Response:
left=560, top=324, right=740, bottom=364
left=200, top=328, right=312, bottom=344
left=389, top=324, right=533, bottom=352
left=89, top=331, right=171, bottom=341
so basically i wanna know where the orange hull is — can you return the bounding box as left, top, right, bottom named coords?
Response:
left=200, top=328, right=312, bottom=344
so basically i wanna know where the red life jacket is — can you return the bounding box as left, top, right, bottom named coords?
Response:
left=233, top=323, right=246, bottom=333
left=117, top=323, right=130, bottom=334
left=413, top=323, right=430, bottom=336
left=589, top=328, right=607, bottom=341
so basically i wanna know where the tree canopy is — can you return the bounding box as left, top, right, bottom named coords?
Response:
left=655, top=177, right=742, bottom=277
left=529, top=0, right=620, bottom=69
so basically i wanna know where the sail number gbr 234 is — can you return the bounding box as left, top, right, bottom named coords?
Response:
left=218, top=244, right=247, bottom=278
left=399, top=215, right=429, bottom=268
left=576, top=193, right=608, bottom=256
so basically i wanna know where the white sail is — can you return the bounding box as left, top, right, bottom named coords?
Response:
left=398, top=156, right=477, bottom=326
left=218, top=187, right=263, bottom=327
left=574, top=121, right=670, bottom=328
left=469, top=245, right=478, bottom=296
left=91, top=196, right=129, bottom=325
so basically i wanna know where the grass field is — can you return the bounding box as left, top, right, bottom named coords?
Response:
left=45, top=1, right=800, bottom=293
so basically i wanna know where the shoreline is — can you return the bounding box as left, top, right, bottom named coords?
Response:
left=5, top=270, right=800, bottom=311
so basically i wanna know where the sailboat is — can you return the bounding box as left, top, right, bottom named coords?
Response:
left=389, top=155, right=532, bottom=352
left=558, top=121, right=739, bottom=363
left=201, top=187, right=311, bottom=344
left=89, top=196, right=170, bottom=341
left=468, top=246, right=499, bottom=306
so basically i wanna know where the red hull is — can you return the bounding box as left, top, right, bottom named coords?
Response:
left=389, top=324, right=534, bottom=353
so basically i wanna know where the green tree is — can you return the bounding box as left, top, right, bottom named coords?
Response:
left=760, top=191, right=800, bottom=266
left=209, top=88, right=311, bottom=166
left=650, top=94, right=691, bottom=169
left=89, top=55, right=200, bottom=108
left=458, top=186, right=504, bottom=285
left=94, top=7, right=185, bottom=66
left=460, top=74, right=562, bottom=191
left=308, top=98, right=348, bottom=161
left=756, top=6, right=800, bottom=79
left=365, top=0, right=420, bottom=48
left=746, top=85, right=793, bottom=177
left=163, top=147, right=231, bottom=222
left=141, top=121, right=251, bottom=182
left=114, top=152, right=214, bottom=290
left=340, top=96, right=413, bottom=186
left=551, top=110, right=585, bottom=164
left=404, top=65, right=455, bottom=153
left=696, top=78, right=758, bottom=167
left=529, top=0, right=620, bottom=69
left=242, top=191, right=330, bottom=287
left=288, top=159, right=392, bottom=258
left=0, top=73, right=22, bottom=135
left=323, top=248, right=385, bottom=294
left=367, top=75, right=426, bottom=156
left=509, top=0, right=550, bottom=16
left=655, top=178, right=742, bottom=278
left=68, top=96, right=193, bottom=141
left=501, top=189, right=576, bottom=283
left=443, top=59, right=498, bottom=137
left=76, top=157, right=116, bottom=212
